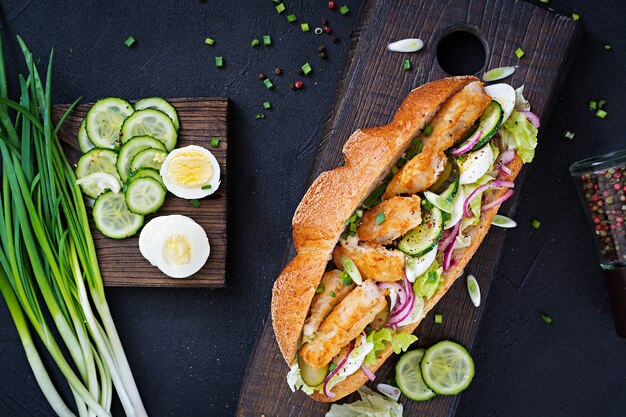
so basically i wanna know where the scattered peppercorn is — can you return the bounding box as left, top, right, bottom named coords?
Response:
left=319, top=51, right=328, bottom=59
left=318, top=45, right=327, bottom=52
left=330, top=35, right=339, bottom=43
left=321, top=18, right=329, bottom=25
left=322, top=25, right=331, bottom=33
left=328, top=1, right=336, bottom=9
left=274, top=67, right=282, bottom=75
left=289, top=82, right=296, bottom=90
left=258, top=73, right=266, bottom=80
left=295, top=80, right=303, bottom=89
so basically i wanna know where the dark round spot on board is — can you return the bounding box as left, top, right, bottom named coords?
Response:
left=436, top=27, right=487, bottom=76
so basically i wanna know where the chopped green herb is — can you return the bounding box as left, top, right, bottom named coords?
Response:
left=541, top=313, right=553, bottom=324
left=596, top=109, right=608, bottom=119
left=301, top=23, right=310, bottom=32
left=572, top=13, right=580, bottom=20
left=540, top=0, right=549, bottom=3
left=375, top=212, right=386, bottom=225
left=204, top=38, right=215, bottom=46
left=215, top=56, right=224, bottom=67
left=402, top=59, right=411, bottom=71
left=263, top=35, right=272, bottom=46
left=251, top=38, right=260, bottom=47
left=202, top=184, right=212, bottom=190
left=124, top=36, right=136, bottom=47
left=263, top=101, right=272, bottom=109
left=598, top=99, right=606, bottom=109
left=421, top=199, right=434, bottom=211
left=434, top=314, right=443, bottom=324
left=276, top=3, right=285, bottom=13
left=427, top=271, right=437, bottom=283
left=263, top=78, right=274, bottom=89
left=589, top=101, right=597, bottom=110
left=302, top=62, right=312, bottom=75
left=515, top=47, right=525, bottom=59
left=316, top=283, right=324, bottom=293
left=340, top=271, right=353, bottom=286
left=329, top=291, right=336, bottom=297
left=531, top=218, right=541, bottom=229
left=328, top=363, right=337, bottom=372
left=423, top=125, right=434, bottom=137
left=210, top=137, right=220, bottom=147
left=339, top=5, right=350, bottom=14
left=442, top=211, right=451, bottom=223
left=191, top=199, right=201, bottom=208
left=604, top=44, right=612, bottom=51
left=255, top=113, right=265, bottom=119
left=287, top=13, right=297, bottom=22
left=564, top=130, right=575, bottom=140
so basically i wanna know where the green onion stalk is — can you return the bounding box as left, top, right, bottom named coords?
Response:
left=0, top=37, right=147, bottom=417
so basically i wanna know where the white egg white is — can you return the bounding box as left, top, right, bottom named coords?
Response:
left=459, top=144, right=493, bottom=185
left=484, top=83, right=516, bottom=123
left=160, top=145, right=221, bottom=199
left=139, top=216, right=173, bottom=266
left=150, top=215, right=210, bottom=279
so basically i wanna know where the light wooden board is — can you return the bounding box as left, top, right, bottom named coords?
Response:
left=237, top=0, right=580, bottom=415
left=52, top=98, right=228, bottom=287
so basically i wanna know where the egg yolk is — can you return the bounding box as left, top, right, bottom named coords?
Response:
left=166, top=151, right=213, bottom=188
left=164, top=234, right=192, bottom=265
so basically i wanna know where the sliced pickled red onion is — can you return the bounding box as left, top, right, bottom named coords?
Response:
left=443, top=222, right=460, bottom=271
left=519, top=110, right=540, bottom=128
left=323, top=340, right=355, bottom=398
left=463, top=180, right=515, bottom=218
left=481, top=189, right=515, bottom=211
left=361, top=365, right=375, bottom=382
left=450, top=130, right=483, bottom=156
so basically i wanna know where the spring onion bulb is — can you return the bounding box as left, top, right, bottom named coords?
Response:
left=0, top=37, right=147, bottom=417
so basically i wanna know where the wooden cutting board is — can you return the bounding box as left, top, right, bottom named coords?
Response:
left=51, top=98, right=228, bottom=288
left=237, top=0, right=580, bottom=416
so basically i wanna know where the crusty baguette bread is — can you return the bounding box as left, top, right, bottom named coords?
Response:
left=271, top=76, right=523, bottom=402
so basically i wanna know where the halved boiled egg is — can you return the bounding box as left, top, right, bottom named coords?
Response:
left=160, top=145, right=220, bottom=199
left=484, top=83, right=516, bottom=123
left=139, top=215, right=210, bottom=278
left=459, top=143, right=493, bottom=185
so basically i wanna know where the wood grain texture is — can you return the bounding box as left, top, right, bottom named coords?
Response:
left=51, top=98, right=229, bottom=287
left=236, top=0, right=581, bottom=415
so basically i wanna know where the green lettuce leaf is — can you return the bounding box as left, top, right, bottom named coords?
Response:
left=364, top=328, right=417, bottom=366
left=498, top=110, right=538, bottom=163
left=413, top=259, right=444, bottom=300
left=325, top=386, right=403, bottom=417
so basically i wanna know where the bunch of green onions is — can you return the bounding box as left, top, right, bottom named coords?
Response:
left=0, top=38, right=147, bottom=417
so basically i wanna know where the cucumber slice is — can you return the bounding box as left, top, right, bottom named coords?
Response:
left=420, top=341, right=475, bottom=395
left=78, top=119, right=95, bottom=153
left=298, top=355, right=328, bottom=387
left=455, top=101, right=503, bottom=152
left=85, top=97, right=134, bottom=149
left=75, top=149, right=120, bottom=198
left=398, top=207, right=444, bottom=257
left=125, top=177, right=166, bottom=215
left=116, top=136, right=166, bottom=182
left=395, top=349, right=436, bottom=401
left=134, top=97, right=180, bottom=130
left=76, top=172, right=121, bottom=199
left=439, top=177, right=460, bottom=202
left=128, top=167, right=164, bottom=186
left=93, top=191, right=144, bottom=239
left=121, top=109, right=178, bottom=151
left=129, top=148, right=168, bottom=174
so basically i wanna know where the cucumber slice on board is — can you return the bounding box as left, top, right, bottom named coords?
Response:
left=76, top=172, right=121, bottom=199
left=75, top=149, right=120, bottom=198
left=128, top=167, right=164, bottom=186
left=125, top=177, right=166, bottom=215
left=77, top=119, right=95, bottom=153
left=93, top=191, right=144, bottom=239
left=129, top=148, right=168, bottom=174
left=397, top=207, right=444, bottom=257
left=121, top=109, right=178, bottom=151
left=85, top=97, right=134, bottom=149
left=395, top=349, right=436, bottom=401
left=116, top=135, right=166, bottom=182
left=134, top=97, right=180, bottom=130
left=420, top=340, right=475, bottom=395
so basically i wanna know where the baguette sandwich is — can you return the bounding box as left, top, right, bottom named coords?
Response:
left=272, top=76, right=539, bottom=401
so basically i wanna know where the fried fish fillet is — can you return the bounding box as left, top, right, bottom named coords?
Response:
left=357, top=195, right=422, bottom=245
left=332, top=241, right=405, bottom=282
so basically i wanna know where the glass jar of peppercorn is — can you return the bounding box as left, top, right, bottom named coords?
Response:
left=571, top=149, right=626, bottom=337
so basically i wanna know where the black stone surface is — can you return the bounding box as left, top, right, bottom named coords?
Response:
left=0, top=1, right=625, bottom=416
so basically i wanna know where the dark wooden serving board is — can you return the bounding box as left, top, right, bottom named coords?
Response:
left=51, top=98, right=228, bottom=288
left=237, top=0, right=580, bottom=416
